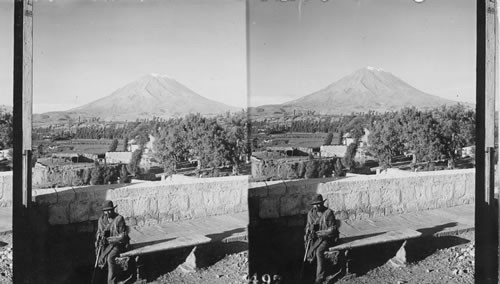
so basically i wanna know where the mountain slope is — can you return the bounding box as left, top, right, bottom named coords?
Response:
left=253, top=67, right=465, bottom=116
left=67, top=74, right=239, bottom=121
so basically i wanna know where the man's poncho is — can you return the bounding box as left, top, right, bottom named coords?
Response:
left=96, top=214, right=129, bottom=268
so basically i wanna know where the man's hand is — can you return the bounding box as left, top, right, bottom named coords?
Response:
left=304, top=231, right=309, bottom=243
left=107, top=236, right=119, bottom=245
left=95, top=235, right=102, bottom=248
left=100, top=237, right=108, bottom=246
left=316, top=228, right=335, bottom=239
left=304, top=230, right=317, bottom=242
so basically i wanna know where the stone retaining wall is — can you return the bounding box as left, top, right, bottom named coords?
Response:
left=33, top=176, right=249, bottom=226
left=249, top=169, right=475, bottom=221
left=0, top=172, right=11, bottom=207
left=0, top=169, right=477, bottom=224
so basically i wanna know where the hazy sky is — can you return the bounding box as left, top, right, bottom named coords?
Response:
left=0, top=0, right=246, bottom=113
left=0, top=0, right=480, bottom=112
left=248, top=0, right=476, bottom=107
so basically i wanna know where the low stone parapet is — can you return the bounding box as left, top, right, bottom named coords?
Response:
left=249, top=169, right=475, bottom=222
left=0, top=172, right=11, bottom=207
left=33, top=175, right=249, bottom=226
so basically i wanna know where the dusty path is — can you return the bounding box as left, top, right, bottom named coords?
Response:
left=152, top=231, right=474, bottom=284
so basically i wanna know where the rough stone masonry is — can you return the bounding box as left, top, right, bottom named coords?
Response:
left=249, top=169, right=475, bottom=222
left=32, top=175, right=249, bottom=226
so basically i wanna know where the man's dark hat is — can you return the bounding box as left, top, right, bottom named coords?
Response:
left=102, top=200, right=117, bottom=211
left=311, top=194, right=326, bottom=205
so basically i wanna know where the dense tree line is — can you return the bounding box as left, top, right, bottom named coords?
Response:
left=34, top=123, right=135, bottom=140
left=33, top=117, right=171, bottom=140
left=368, top=105, right=475, bottom=169
left=287, top=113, right=380, bottom=134
left=0, top=112, right=13, bottom=149
left=29, top=104, right=475, bottom=175
left=152, top=112, right=249, bottom=176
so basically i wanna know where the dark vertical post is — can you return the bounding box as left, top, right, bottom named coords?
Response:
left=13, top=0, right=33, bottom=283
left=476, top=0, right=498, bottom=283
left=474, top=0, right=485, bottom=279
left=246, top=0, right=254, bottom=277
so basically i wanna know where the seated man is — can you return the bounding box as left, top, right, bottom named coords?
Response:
left=304, top=194, right=339, bottom=284
left=95, top=200, right=129, bottom=284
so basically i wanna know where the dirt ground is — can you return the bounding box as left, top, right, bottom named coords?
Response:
left=335, top=231, right=474, bottom=284
left=151, top=250, right=248, bottom=284
left=0, top=233, right=12, bottom=284
left=152, top=231, right=475, bottom=284
left=0, top=231, right=476, bottom=283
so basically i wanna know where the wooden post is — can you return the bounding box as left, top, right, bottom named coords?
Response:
left=13, top=0, right=33, bottom=283
left=476, top=0, right=498, bottom=283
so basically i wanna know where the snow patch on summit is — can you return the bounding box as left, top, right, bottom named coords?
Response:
left=150, top=73, right=172, bottom=79
left=366, top=66, right=384, bottom=72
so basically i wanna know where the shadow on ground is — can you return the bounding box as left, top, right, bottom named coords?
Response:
left=249, top=222, right=471, bottom=284
left=61, top=237, right=248, bottom=284
left=346, top=235, right=470, bottom=276
left=139, top=241, right=248, bottom=282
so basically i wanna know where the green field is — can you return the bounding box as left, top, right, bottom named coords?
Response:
left=254, top=132, right=328, bottom=149
left=33, top=139, right=127, bottom=155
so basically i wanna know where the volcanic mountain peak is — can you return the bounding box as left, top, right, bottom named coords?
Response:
left=64, top=74, right=239, bottom=121
left=273, top=67, right=463, bottom=115
left=326, top=67, right=417, bottom=93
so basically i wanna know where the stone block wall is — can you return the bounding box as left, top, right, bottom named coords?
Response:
left=0, top=172, right=12, bottom=207
left=249, top=169, right=475, bottom=222
left=33, top=176, right=249, bottom=226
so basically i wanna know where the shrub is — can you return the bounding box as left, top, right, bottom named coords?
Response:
left=90, top=165, right=105, bottom=185
left=297, top=161, right=307, bottom=178
left=318, top=160, right=333, bottom=178
left=83, top=168, right=92, bottom=184
left=342, top=142, right=358, bottom=170
left=120, top=164, right=130, bottom=183
left=103, top=167, right=118, bottom=184
left=323, top=132, right=333, bottom=145
left=108, top=139, right=119, bottom=152
left=128, top=148, right=143, bottom=177
left=305, top=160, right=319, bottom=179
left=122, top=137, right=129, bottom=151
left=334, top=158, right=345, bottom=177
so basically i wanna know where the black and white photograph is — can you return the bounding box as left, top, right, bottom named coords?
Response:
left=0, top=0, right=499, bottom=284
left=2, top=0, right=249, bottom=283
left=247, top=0, right=483, bottom=284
